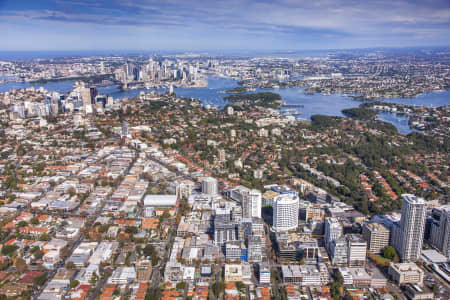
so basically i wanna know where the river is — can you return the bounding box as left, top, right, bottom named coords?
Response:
left=1, top=76, right=449, bottom=135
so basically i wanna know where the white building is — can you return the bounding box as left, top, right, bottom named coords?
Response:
left=110, top=267, right=136, bottom=284
left=273, top=194, right=299, bottom=232
left=201, top=177, right=218, bottom=195
left=330, top=238, right=348, bottom=265
left=388, top=262, right=424, bottom=285
left=259, top=263, right=271, bottom=284
left=230, top=185, right=262, bottom=219
left=325, top=217, right=342, bottom=251
left=392, top=194, right=427, bottom=262
left=346, top=235, right=367, bottom=267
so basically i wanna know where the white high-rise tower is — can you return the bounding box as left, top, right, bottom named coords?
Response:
left=201, top=177, right=218, bottom=195
left=393, top=194, right=427, bottom=262
left=273, top=194, right=299, bottom=232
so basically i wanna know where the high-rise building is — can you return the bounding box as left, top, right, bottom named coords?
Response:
left=330, top=238, right=347, bottom=265
left=230, top=186, right=262, bottom=219
left=214, top=208, right=238, bottom=246
left=346, top=234, right=367, bottom=267
left=273, top=194, right=299, bottom=232
left=201, top=177, right=218, bottom=195
left=429, top=205, right=450, bottom=257
left=244, top=190, right=262, bottom=219
left=248, top=235, right=263, bottom=262
left=362, top=222, right=390, bottom=254
left=225, top=241, right=241, bottom=261
left=121, top=121, right=130, bottom=138
left=80, top=86, right=98, bottom=105
left=325, top=218, right=342, bottom=251
left=392, top=194, right=427, bottom=262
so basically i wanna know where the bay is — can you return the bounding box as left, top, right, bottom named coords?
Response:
left=1, top=76, right=449, bottom=135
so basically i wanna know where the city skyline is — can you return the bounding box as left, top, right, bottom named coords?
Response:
left=1, top=0, right=450, bottom=51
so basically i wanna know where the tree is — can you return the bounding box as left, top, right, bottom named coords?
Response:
left=113, top=286, right=121, bottom=296
left=15, top=257, right=27, bottom=274
left=214, top=280, right=225, bottom=297
left=1, top=245, right=18, bottom=256
left=66, top=261, right=76, bottom=269
left=176, top=282, right=186, bottom=290
left=382, top=246, right=397, bottom=260
left=236, top=281, right=246, bottom=291
left=30, top=217, right=39, bottom=225
left=143, top=244, right=155, bottom=258
left=33, top=272, right=47, bottom=286
left=331, top=282, right=341, bottom=300
left=335, top=270, right=344, bottom=285
left=125, top=226, right=138, bottom=234
left=39, top=233, right=51, bottom=241
left=344, top=294, right=353, bottom=300
left=16, top=221, right=28, bottom=228
left=70, top=280, right=79, bottom=289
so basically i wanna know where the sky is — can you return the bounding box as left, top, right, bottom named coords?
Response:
left=1, top=0, right=450, bottom=52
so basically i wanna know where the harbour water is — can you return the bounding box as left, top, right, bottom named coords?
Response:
left=1, top=76, right=449, bottom=135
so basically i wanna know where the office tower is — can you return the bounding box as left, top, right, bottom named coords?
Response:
left=429, top=206, right=450, bottom=257
left=330, top=238, right=347, bottom=265
left=251, top=217, right=264, bottom=237
left=214, top=207, right=238, bottom=246
left=80, top=86, right=98, bottom=105
left=273, top=194, right=299, bottom=232
left=325, top=218, right=342, bottom=251
left=225, top=241, right=241, bottom=261
left=346, top=234, right=367, bottom=267
left=121, top=121, right=130, bottom=138
left=229, top=186, right=262, bottom=219
left=243, top=190, right=262, bottom=219
left=393, top=194, right=427, bottom=262
left=201, top=177, right=218, bottom=195
left=248, top=235, right=263, bottom=262
left=362, top=222, right=390, bottom=254
left=299, top=240, right=320, bottom=264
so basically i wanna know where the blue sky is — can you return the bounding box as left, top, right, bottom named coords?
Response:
left=1, top=0, right=450, bottom=51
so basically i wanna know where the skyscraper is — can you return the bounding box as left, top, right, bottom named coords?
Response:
left=201, top=177, right=218, bottom=195
left=273, top=194, right=299, bottom=232
left=243, top=189, right=262, bottom=219
left=393, top=194, right=427, bottom=262
left=230, top=185, right=262, bottom=219
left=429, top=205, right=450, bottom=257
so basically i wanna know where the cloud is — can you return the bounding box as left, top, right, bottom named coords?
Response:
left=0, top=0, right=449, bottom=50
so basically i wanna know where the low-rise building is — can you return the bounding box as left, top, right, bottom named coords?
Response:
left=225, top=264, right=243, bottom=282
left=259, top=263, right=271, bottom=284
left=388, top=263, right=424, bottom=285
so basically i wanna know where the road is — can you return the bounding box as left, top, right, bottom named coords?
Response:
left=34, top=152, right=137, bottom=299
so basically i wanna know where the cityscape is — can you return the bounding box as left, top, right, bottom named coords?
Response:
left=0, top=1, right=449, bottom=300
